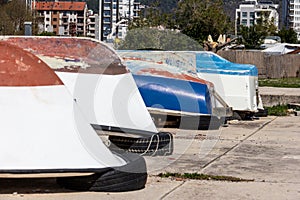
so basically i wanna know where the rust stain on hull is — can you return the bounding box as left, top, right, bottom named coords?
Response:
left=121, top=56, right=214, bottom=87
left=0, top=41, right=63, bottom=86
left=137, top=68, right=213, bottom=86
left=3, top=37, right=128, bottom=75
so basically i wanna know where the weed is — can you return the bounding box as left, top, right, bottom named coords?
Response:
left=259, top=78, right=300, bottom=88
left=158, top=172, right=254, bottom=182
left=265, top=105, right=289, bottom=116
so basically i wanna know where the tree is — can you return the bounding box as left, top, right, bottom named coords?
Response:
left=238, top=13, right=280, bottom=49
left=118, top=27, right=203, bottom=51
left=0, top=0, right=34, bottom=35
left=239, top=25, right=266, bottom=49
left=140, top=0, right=178, bottom=14
left=175, top=0, right=231, bottom=45
left=277, top=28, right=298, bottom=43
left=128, top=1, right=176, bottom=30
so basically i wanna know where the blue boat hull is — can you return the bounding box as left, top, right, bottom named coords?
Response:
left=133, top=75, right=213, bottom=115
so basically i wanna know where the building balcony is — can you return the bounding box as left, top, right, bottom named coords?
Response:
left=87, top=33, right=95, bottom=37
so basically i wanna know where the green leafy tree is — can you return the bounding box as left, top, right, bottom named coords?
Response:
left=238, top=13, right=280, bottom=49
left=129, top=1, right=175, bottom=30
left=140, top=0, right=178, bottom=14
left=37, top=31, right=56, bottom=36
left=239, top=25, right=266, bottom=49
left=0, top=0, right=35, bottom=35
left=175, top=0, right=231, bottom=45
left=277, top=28, right=298, bottom=43
left=118, top=27, right=203, bottom=51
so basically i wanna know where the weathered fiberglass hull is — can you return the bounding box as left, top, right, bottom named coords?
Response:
left=0, top=41, right=126, bottom=173
left=194, top=51, right=263, bottom=119
left=133, top=74, right=222, bottom=130
left=118, top=51, right=231, bottom=130
left=2, top=36, right=174, bottom=156
left=0, top=40, right=150, bottom=192
left=118, top=50, right=261, bottom=120
left=1, top=36, right=158, bottom=137
left=134, top=74, right=212, bottom=115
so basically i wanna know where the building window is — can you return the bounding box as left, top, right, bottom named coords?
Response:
left=53, top=25, right=57, bottom=28
left=242, top=19, right=247, bottom=25
left=53, top=18, right=57, bottom=21
left=46, top=18, right=50, bottom=21
left=250, top=19, right=254, bottom=25
left=242, top=12, right=247, bottom=18
left=104, top=18, right=110, bottom=23
left=250, top=12, right=255, bottom=19
left=104, top=10, right=111, bottom=16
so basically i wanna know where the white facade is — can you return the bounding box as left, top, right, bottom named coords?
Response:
left=99, top=0, right=140, bottom=41
left=34, top=2, right=88, bottom=36
left=87, top=10, right=99, bottom=39
left=235, top=0, right=279, bottom=35
left=289, top=0, right=300, bottom=40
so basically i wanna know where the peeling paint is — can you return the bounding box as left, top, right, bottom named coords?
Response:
left=0, top=41, right=63, bottom=86
left=2, top=37, right=128, bottom=75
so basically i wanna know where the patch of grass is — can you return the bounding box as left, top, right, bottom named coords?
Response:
left=158, top=172, right=254, bottom=182
left=265, top=105, right=289, bottom=116
left=259, top=78, right=300, bottom=88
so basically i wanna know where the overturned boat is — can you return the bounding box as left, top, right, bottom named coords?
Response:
left=118, top=50, right=262, bottom=120
left=2, top=36, right=172, bottom=156
left=0, top=41, right=147, bottom=192
left=194, top=51, right=263, bottom=119
left=118, top=50, right=232, bottom=130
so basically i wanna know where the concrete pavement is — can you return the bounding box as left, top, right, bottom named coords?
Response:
left=0, top=116, right=300, bottom=200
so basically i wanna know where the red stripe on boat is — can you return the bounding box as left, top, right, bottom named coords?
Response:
left=0, top=41, right=63, bottom=86
left=4, top=37, right=128, bottom=75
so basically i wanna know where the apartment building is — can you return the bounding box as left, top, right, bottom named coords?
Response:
left=284, top=0, right=300, bottom=40
left=235, top=0, right=279, bottom=35
left=33, top=1, right=88, bottom=36
left=87, top=10, right=99, bottom=39
left=99, top=0, right=141, bottom=41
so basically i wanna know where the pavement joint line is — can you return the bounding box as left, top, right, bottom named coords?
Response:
left=159, top=180, right=186, bottom=200
left=254, top=180, right=300, bottom=184
left=200, top=117, right=278, bottom=171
